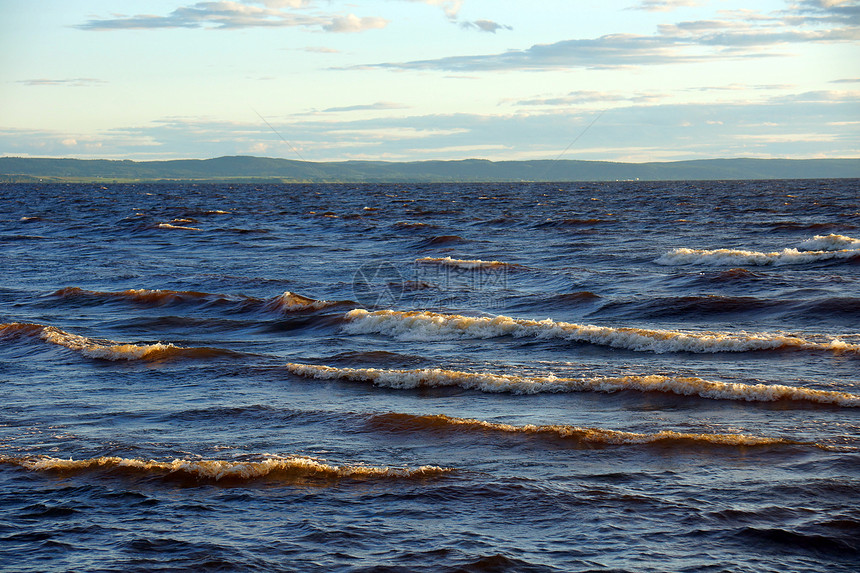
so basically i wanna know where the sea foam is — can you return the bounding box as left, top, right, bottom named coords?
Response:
left=0, top=322, right=232, bottom=361
left=415, top=256, right=521, bottom=269
left=286, top=363, right=860, bottom=406
left=342, top=309, right=859, bottom=355
left=1, top=454, right=451, bottom=482
left=368, top=413, right=823, bottom=448
left=657, top=234, right=860, bottom=266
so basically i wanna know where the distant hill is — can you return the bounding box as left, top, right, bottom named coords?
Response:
left=1, top=156, right=858, bottom=183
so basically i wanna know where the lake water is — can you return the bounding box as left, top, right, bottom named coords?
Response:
left=1, top=179, right=858, bottom=572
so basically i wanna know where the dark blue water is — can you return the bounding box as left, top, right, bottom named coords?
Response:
left=1, top=180, right=858, bottom=572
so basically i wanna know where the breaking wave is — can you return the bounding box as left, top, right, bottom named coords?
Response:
left=286, top=363, right=860, bottom=406
left=657, top=234, right=860, bottom=266
left=264, top=291, right=347, bottom=312
left=368, top=413, right=820, bottom=448
left=798, top=234, right=860, bottom=251
left=343, top=309, right=860, bottom=355
left=157, top=222, right=202, bottom=231
left=0, top=322, right=236, bottom=361
left=415, top=256, right=521, bottom=269
left=1, top=455, right=451, bottom=483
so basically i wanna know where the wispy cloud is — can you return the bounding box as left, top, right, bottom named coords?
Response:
left=76, top=1, right=387, bottom=32
left=630, top=0, right=705, bottom=12
left=302, top=46, right=341, bottom=54
left=399, top=0, right=511, bottom=32
left=460, top=19, right=512, bottom=33
left=357, top=2, right=860, bottom=71
left=399, top=0, right=463, bottom=21
left=322, top=14, right=387, bottom=32
left=4, top=91, right=856, bottom=162
left=355, top=34, right=700, bottom=71
left=17, top=78, right=106, bottom=87
left=321, top=102, right=408, bottom=113
left=514, top=90, right=666, bottom=107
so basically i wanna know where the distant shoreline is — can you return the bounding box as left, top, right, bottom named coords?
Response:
left=1, top=155, right=858, bottom=183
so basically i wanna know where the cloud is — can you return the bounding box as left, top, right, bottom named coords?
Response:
left=355, top=34, right=700, bottom=71
left=688, top=83, right=797, bottom=91
left=630, top=0, right=705, bottom=11
left=359, top=3, right=860, bottom=71
left=321, top=102, right=408, bottom=113
left=17, top=78, right=106, bottom=87
left=3, top=91, right=857, bottom=162
left=399, top=0, right=463, bottom=21
left=461, top=19, right=512, bottom=33
left=514, top=90, right=666, bottom=106
left=76, top=1, right=387, bottom=32
left=322, top=14, right=388, bottom=32
left=789, top=0, right=860, bottom=25
left=302, top=46, right=341, bottom=53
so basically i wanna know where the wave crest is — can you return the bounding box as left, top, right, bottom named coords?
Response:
left=415, top=257, right=521, bottom=269
left=369, top=413, right=818, bottom=448
left=266, top=291, right=344, bottom=312
left=286, top=363, right=860, bottom=406
left=798, top=233, right=860, bottom=251
left=52, top=286, right=235, bottom=306
left=342, top=309, right=860, bottom=355
left=657, top=234, right=860, bottom=266
left=1, top=322, right=235, bottom=361
left=2, top=455, right=451, bottom=483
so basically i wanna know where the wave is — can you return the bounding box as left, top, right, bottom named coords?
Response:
left=595, top=294, right=860, bottom=321
left=657, top=234, right=860, bottom=266
left=415, top=235, right=469, bottom=247
left=596, top=295, right=782, bottom=319
left=52, top=286, right=240, bottom=306
left=264, top=291, right=348, bottom=313
left=368, top=413, right=820, bottom=448
left=157, top=222, right=202, bottom=231
left=342, top=309, right=860, bottom=355
left=0, top=322, right=237, bottom=361
left=1, top=455, right=451, bottom=483
left=797, top=233, right=860, bottom=251
left=285, top=363, right=860, bottom=406
left=690, top=268, right=767, bottom=285
left=415, top=256, right=521, bottom=269
left=51, top=287, right=349, bottom=314
left=536, top=218, right=617, bottom=228
left=768, top=221, right=858, bottom=232
left=395, top=221, right=437, bottom=229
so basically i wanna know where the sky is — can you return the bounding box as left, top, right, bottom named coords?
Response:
left=1, top=0, right=858, bottom=163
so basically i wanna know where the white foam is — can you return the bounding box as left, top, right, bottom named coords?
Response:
left=286, top=363, right=860, bottom=406
left=343, top=309, right=860, bottom=355
left=797, top=233, right=860, bottom=251
left=39, top=326, right=178, bottom=360
left=415, top=256, right=519, bottom=269
left=4, top=454, right=450, bottom=481
left=657, top=234, right=860, bottom=266
left=157, top=222, right=202, bottom=231
left=268, top=291, right=337, bottom=312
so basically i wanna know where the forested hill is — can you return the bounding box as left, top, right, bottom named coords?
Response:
left=1, top=156, right=858, bottom=182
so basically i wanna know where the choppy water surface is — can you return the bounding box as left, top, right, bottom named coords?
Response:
left=1, top=179, right=858, bottom=572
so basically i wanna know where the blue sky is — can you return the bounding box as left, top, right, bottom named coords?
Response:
left=1, top=0, right=858, bottom=162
